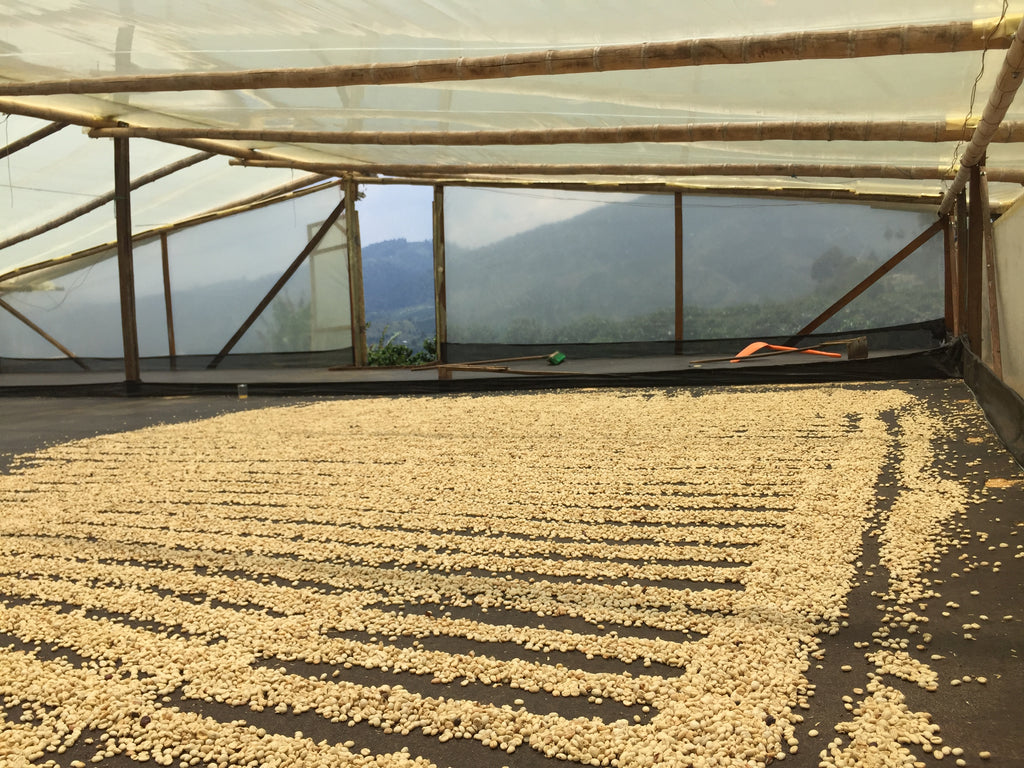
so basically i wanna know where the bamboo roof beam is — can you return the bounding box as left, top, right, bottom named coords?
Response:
left=0, top=121, right=67, bottom=160
left=88, top=119, right=1024, bottom=146
left=231, top=157, right=1024, bottom=183
left=0, top=16, right=1018, bottom=97
left=352, top=174, right=946, bottom=208
left=0, top=151, right=215, bottom=254
left=940, top=15, right=1024, bottom=214
left=0, top=175, right=337, bottom=288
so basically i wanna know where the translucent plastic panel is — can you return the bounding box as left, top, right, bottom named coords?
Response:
left=164, top=187, right=350, bottom=356
left=358, top=185, right=435, bottom=351
left=446, top=188, right=674, bottom=344
left=681, top=199, right=943, bottom=339
left=0, top=250, right=121, bottom=358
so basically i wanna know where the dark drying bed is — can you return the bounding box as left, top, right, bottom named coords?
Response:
left=0, top=380, right=1021, bottom=768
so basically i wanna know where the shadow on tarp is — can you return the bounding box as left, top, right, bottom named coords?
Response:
left=963, top=348, right=1024, bottom=468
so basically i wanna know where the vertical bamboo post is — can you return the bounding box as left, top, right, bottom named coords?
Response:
left=674, top=191, right=683, bottom=354
left=432, top=185, right=449, bottom=379
left=979, top=168, right=1003, bottom=378
left=114, top=136, right=141, bottom=386
left=942, top=210, right=955, bottom=337
left=955, top=189, right=968, bottom=336
left=966, top=164, right=985, bottom=353
left=160, top=232, right=177, bottom=370
left=346, top=179, right=368, bottom=366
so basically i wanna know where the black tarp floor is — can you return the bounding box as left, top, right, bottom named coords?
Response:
left=0, top=379, right=1021, bottom=768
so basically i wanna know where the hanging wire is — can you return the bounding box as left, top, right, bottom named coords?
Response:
left=945, top=0, right=1010, bottom=182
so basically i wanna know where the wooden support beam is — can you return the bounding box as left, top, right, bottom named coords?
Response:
left=233, top=157, right=1023, bottom=182
left=87, top=119, right=1024, bottom=146
left=0, top=99, right=115, bottom=129
left=0, top=121, right=67, bottom=160
left=160, top=232, right=177, bottom=370
left=0, top=151, right=214, bottom=253
left=980, top=168, right=1003, bottom=378
left=674, top=191, right=683, bottom=354
left=346, top=179, right=368, bottom=367
left=955, top=189, right=969, bottom=336
left=792, top=218, right=944, bottom=339
left=433, top=185, right=448, bottom=375
left=942, top=210, right=955, bottom=337
left=1, top=16, right=1018, bottom=97
left=940, top=15, right=1024, bottom=214
left=0, top=176, right=338, bottom=289
left=113, top=136, right=141, bottom=384
left=0, top=296, right=89, bottom=370
left=966, top=164, right=986, bottom=353
left=352, top=174, right=946, bottom=208
left=207, top=195, right=347, bottom=369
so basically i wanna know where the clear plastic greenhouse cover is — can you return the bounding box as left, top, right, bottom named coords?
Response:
left=445, top=188, right=943, bottom=347
left=0, top=0, right=1022, bottom=246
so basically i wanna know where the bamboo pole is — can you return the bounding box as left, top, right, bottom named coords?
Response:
left=0, top=151, right=214, bottom=254
left=942, top=211, right=955, bottom=336
left=433, top=185, right=448, bottom=374
left=346, top=179, right=368, bottom=367
left=87, top=119, right=1024, bottom=146
left=980, top=167, right=1003, bottom=377
left=791, top=218, right=944, bottom=339
left=966, top=165, right=985, bottom=352
left=0, top=122, right=67, bottom=160
left=207, top=195, right=347, bottom=369
left=0, top=98, right=115, bottom=129
left=0, top=16, right=1018, bottom=97
left=114, top=136, right=141, bottom=385
left=160, top=232, right=177, bottom=371
left=939, top=15, right=1024, bottom=214
left=233, top=156, right=1024, bottom=182
left=0, top=176, right=340, bottom=289
left=355, top=174, right=947, bottom=206
left=0, top=296, right=89, bottom=370
left=674, top=191, right=683, bottom=354
left=955, top=189, right=969, bottom=335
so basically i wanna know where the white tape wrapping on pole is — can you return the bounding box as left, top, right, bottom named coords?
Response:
left=940, top=16, right=1024, bottom=215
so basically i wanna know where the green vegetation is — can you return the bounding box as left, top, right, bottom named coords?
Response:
left=367, top=326, right=437, bottom=366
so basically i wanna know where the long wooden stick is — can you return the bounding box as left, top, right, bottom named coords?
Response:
left=980, top=168, right=1003, bottom=377
left=87, top=119, right=1024, bottom=146
left=207, top=195, right=347, bottom=369
left=234, top=157, right=1024, bottom=182
left=0, top=176, right=338, bottom=289
left=0, top=121, right=67, bottom=160
left=114, top=136, right=140, bottom=384
left=0, top=151, right=214, bottom=253
left=0, top=296, right=89, bottom=370
left=0, top=17, right=1017, bottom=97
left=939, top=15, right=1024, bottom=214
left=793, top=218, right=944, bottom=338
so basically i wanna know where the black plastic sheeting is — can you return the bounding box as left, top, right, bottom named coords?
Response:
left=446, top=319, right=948, bottom=362
left=0, top=344, right=962, bottom=399
left=0, top=348, right=355, bottom=374
left=0, top=319, right=945, bottom=374
left=963, top=349, right=1024, bottom=467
